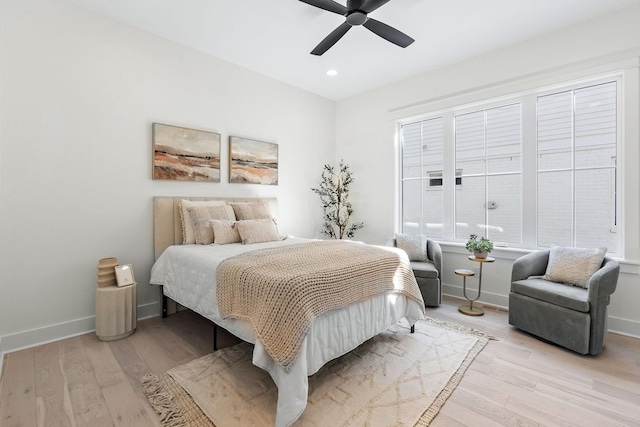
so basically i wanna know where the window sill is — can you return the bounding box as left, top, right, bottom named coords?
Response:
left=436, top=241, right=640, bottom=274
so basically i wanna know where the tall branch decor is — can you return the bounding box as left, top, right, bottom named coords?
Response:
left=311, top=160, right=364, bottom=239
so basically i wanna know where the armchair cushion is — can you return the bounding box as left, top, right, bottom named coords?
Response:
left=512, top=277, right=589, bottom=312
left=410, top=261, right=439, bottom=279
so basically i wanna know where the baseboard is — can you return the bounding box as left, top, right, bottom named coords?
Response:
left=442, top=283, right=640, bottom=339
left=607, top=316, right=640, bottom=338
left=442, top=283, right=509, bottom=309
left=0, top=301, right=161, bottom=379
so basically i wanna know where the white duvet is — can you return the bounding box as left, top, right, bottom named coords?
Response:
left=150, top=237, right=424, bottom=426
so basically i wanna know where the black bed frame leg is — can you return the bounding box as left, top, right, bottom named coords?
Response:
left=213, top=324, right=218, bottom=351
left=411, top=324, right=415, bottom=333
left=160, top=285, right=168, bottom=318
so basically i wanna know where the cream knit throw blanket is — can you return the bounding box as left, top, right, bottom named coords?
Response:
left=216, top=240, right=424, bottom=369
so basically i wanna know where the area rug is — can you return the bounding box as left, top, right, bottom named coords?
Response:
left=142, top=317, right=493, bottom=427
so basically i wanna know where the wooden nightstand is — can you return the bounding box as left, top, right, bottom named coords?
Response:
left=95, top=283, right=137, bottom=341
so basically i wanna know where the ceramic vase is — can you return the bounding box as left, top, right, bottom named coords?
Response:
left=97, top=257, right=118, bottom=288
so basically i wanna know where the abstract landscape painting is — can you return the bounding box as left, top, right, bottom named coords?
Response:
left=229, top=136, right=278, bottom=185
left=153, top=123, right=220, bottom=182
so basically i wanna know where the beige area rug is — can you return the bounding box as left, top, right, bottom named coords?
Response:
left=142, top=317, right=493, bottom=427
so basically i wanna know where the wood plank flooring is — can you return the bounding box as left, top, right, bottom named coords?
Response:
left=1, top=296, right=639, bottom=426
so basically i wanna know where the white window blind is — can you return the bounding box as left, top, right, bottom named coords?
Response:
left=400, top=117, right=444, bottom=238
left=398, top=76, right=620, bottom=254
left=454, top=103, right=522, bottom=244
left=537, top=81, right=617, bottom=251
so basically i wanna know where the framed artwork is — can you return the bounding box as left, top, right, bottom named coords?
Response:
left=115, top=264, right=136, bottom=287
left=229, top=136, right=278, bottom=185
left=152, top=122, right=221, bottom=182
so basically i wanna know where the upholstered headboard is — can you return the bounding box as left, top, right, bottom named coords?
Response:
left=153, top=196, right=279, bottom=260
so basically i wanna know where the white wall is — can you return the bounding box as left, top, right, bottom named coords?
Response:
left=335, top=5, right=640, bottom=337
left=0, top=0, right=336, bottom=356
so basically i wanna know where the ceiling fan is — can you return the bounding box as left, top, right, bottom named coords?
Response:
left=299, top=0, right=415, bottom=56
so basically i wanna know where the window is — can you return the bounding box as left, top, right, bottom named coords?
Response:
left=454, top=103, right=522, bottom=244
left=400, top=118, right=444, bottom=238
left=537, top=82, right=617, bottom=250
left=398, top=77, right=620, bottom=255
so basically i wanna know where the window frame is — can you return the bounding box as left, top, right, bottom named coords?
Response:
left=397, top=73, right=623, bottom=255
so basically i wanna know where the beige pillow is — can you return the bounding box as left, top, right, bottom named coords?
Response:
left=186, top=204, right=236, bottom=245
left=210, top=219, right=241, bottom=244
left=543, top=246, right=607, bottom=288
left=228, top=201, right=272, bottom=220
left=235, top=219, right=281, bottom=244
left=179, top=200, right=229, bottom=244
left=395, top=233, right=428, bottom=261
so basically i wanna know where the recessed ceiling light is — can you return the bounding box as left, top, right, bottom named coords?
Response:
left=326, top=69, right=338, bottom=76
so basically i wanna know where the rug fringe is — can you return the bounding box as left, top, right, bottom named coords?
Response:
left=141, top=373, right=187, bottom=427
left=414, top=332, right=490, bottom=426
left=422, top=316, right=498, bottom=340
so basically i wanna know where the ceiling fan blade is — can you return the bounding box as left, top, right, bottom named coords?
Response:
left=361, top=0, right=391, bottom=13
left=298, top=0, right=348, bottom=15
left=311, top=22, right=352, bottom=56
left=363, top=18, right=414, bottom=48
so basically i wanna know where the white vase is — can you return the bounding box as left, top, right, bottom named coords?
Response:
left=474, top=251, right=488, bottom=259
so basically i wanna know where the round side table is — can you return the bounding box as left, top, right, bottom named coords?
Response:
left=96, top=283, right=137, bottom=341
left=457, top=256, right=495, bottom=316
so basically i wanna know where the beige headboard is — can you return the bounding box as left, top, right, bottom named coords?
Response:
left=153, top=196, right=279, bottom=260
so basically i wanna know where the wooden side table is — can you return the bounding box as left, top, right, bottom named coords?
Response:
left=457, top=256, right=494, bottom=316
left=96, top=283, right=137, bottom=341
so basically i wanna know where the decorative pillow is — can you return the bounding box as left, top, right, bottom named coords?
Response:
left=235, top=219, right=281, bottom=244
left=186, top=204, right=236, bottom=245
left=210, top=219, right=241, bottom=244
left=228, top=201, right=272, bottom=220
left=395, top=233, right=428, bottom=261
left=179, top=200, right=229, bottom=244
left=543, top=246, right=607, bottom=288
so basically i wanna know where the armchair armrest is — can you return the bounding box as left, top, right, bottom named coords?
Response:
left=427, top=240, right=442, bottom=278
left=511, top=250, right=550, bottom=283
left=587, top=257, right=619, bottom=355
left=587, top=258, right=619, bottom=303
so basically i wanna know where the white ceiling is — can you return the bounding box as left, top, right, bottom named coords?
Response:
left=66, top=0, right=640, bottom=100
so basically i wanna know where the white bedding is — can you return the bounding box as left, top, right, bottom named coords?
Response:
left=150, top=237, right=424, bottom=426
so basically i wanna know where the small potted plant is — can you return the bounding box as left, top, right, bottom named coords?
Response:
left=465, top=234, right=493, bottom=259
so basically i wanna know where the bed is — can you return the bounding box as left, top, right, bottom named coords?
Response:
left=150, top=196, right=425, bottom=426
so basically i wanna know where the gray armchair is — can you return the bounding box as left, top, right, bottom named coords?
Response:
left=387, top=238, right=442, bottom=307
left=509, top=250, right=619, bottom=356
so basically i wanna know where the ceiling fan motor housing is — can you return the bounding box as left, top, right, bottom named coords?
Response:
left=346, top=11, right=368, bottom=26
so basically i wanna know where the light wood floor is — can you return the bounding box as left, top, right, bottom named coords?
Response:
left=1, top=296, right=639, bottom=426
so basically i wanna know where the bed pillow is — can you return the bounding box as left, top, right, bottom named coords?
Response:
left=210, top=219, right=241, bottom=244
left=228, top=201, right=272, bottom=220
left=542, top=246, right=607, bottom=288
left=179, top=200, right=230, bottom=244
left=235, top=219, right=281, bottom=244
left=186, top=204, right=236, bottom=245
left=395, top=233, right=428, bottom=261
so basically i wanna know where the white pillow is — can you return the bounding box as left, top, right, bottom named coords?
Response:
left=179, top=200, right=229, bottom=244
left=235, top=219, right=281, bottom=244
left=210, top=219, right=241, bottom=245
left=543, top=246, right=607, bottom=288
left=228, top=201, right=272, bottom=220
left=395, top=233, right=428, bottom=261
